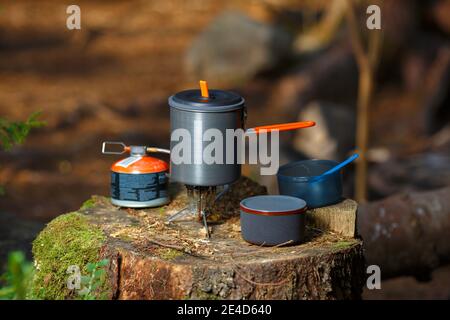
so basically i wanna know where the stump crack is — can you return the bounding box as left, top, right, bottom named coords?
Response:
left=112, top=253, right=123, bottom=300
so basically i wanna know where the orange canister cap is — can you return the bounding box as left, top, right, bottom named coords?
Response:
left=111, top=156, right=169, bottom=174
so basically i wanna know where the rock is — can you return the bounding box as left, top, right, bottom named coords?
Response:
left=185, top=11, right=293, bottom=85
left=31, top=176, right=364, bottom=300
left=293, top=101, right=355, bottom=160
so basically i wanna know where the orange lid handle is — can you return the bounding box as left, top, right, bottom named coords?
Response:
left=249, top=121, right=316, bottom=134
left=199, top=80, right=209, bottom=98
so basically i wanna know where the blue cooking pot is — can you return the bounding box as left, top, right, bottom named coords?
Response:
left=277, top=159, right=343, bottom=208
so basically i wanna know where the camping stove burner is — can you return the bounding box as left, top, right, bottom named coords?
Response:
left=167, top=184, right=231, bottom=238
left=186, top=185, right=217, bottom=222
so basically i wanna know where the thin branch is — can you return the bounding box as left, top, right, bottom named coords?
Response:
left=368, top=29, right=382, bottom=68
left=345, top=0, right=368, bottom=69
left=345, top=0, right=383, bottom=203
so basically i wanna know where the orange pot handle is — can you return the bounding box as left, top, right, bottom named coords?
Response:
left=247, top=121, right=316, bottom=134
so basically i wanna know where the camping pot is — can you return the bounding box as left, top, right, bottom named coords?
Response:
left=168, top=84, right=246, bottom=187
left=168, top=81, right=316, bottom=187
left=277, top=159, right=343, bottom=208
left=240, top=195, right=307, bottom=246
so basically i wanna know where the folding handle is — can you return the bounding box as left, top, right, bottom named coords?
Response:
left=102, top=141, right=129, bottom=155
left=102, top=142, right=170, bottom=155
left=248, top=121, right=316, bottom=133
left=246, top=121, right=316, bottom=134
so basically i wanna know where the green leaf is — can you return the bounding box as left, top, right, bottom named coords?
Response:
left=0, top=111, right=45, bottom=151
left=85, top=262, right=96, bottom=273
left=93, top=269, right=105, bottom=278
left=97, top=259, right=109, bottom=267
left=90, top=282, right=100, bottom=291
left=77, top=287, right=89, bottom=296
left=80, top=275, right=90, bottom=285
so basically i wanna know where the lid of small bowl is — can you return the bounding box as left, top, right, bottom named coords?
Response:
left=240, top=195, right=307, bottom=216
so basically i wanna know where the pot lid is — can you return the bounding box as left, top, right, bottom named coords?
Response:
left=240, top=195, right=307, bottom=215
left=169, top=89, right=245, bottom=112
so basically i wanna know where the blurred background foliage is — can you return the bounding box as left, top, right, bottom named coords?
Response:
left=0, top=251, right=34, bottom=300
left=0, top=112, right=45, bottom=152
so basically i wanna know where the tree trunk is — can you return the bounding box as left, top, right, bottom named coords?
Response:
left=358, top=186, right=450, bottom=279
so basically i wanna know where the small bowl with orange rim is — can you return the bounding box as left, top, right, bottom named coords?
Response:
left=239, top=195, right=307, bottom=246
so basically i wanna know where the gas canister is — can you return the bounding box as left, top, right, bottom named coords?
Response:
left=102, top=142, right=170, bottom=208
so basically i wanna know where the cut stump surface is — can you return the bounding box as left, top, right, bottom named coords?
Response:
left=33, top=177, right=364, bottom=300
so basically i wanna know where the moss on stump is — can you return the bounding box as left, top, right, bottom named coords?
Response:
left=32, top=212, right=108, bottom=299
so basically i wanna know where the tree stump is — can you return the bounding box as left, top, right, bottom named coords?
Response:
left=31, top=177, right=365, bottom=300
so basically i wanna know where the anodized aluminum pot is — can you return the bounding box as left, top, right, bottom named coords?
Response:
left=240, top=195, right=307, bottom=246
left=168, top=89, right=246, bottom=186
left=277, top=159, right=343, bottom=208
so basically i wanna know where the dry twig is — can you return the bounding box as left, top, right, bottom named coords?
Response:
left=345, top=0, right=383, bottom=202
